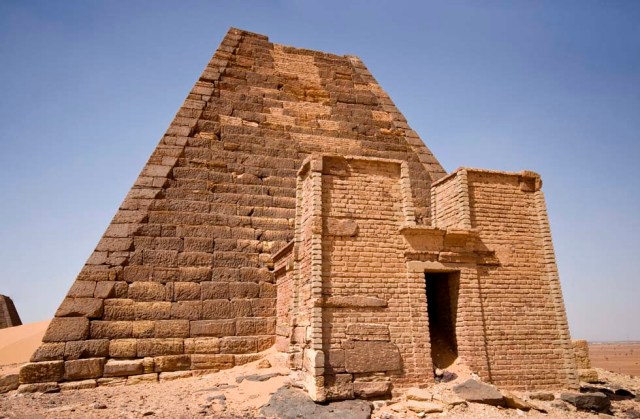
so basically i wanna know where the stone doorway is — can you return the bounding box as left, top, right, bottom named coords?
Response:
left=425, top=272, right=460, bottom=369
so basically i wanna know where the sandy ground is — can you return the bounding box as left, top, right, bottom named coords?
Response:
left=0, top=320, right=49, bottom=376
left=1, top=324, right=639, bottom=418
left=590, top=342, right=640, bottom=377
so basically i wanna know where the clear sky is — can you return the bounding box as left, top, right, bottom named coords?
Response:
left=0, top=1, right=638, bottom=341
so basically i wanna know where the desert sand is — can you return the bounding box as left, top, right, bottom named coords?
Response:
left=0, top=320, right=49, bottom=376
left=589, top=342, right=640, bottom=377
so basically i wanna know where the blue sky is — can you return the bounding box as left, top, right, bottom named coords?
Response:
left=0, top=1, right=638, bottom=341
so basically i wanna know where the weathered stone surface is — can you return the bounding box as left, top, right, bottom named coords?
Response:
left=324, top=296, right=388, bottom=308
left=406, top=387, right=432, bottom=402
left=59, top=379, right=97, bottom=391
left=325, top=218, right=358, bottom=236
left=90, top=321, right=132, bottom=339
left=109, top=339, right=137, bottom=358
left=31, top=342, right=65, bottom=362
left=43, top=318, right=90, bottom=342
left=154, top=320, right=190, bottom=338
left=260, top=386, right=372, bottom=419
left=159, top=371, right=193, bottom=381
left=19, top=361, right=64, bottom=384
left=137, top=338, right=183, bottom=357
left=0, top=374, right=19, bottom=393
left=345, top=323, right=389, bottom=341
left=453, top=379, right=505, bottom=406
left=128, top=282, right=166, bottom=301
left=64, top=339, right=109, bottom=360
left=64, top=358, right=105, bottom=380
left=530, top=392, right=555, bottom=401
left=191, top=354, right=234, bottom=370
left=126, top=373, right=158, bottom=385
left=103, top=359, right=144, bottom=377
left=97, top=377, right=127, bottom=387
left=561, top=392, right=611, bottom=413
left=17, top=382, right=59, bottom=393
left=190, top=319, right=235, bottom=337
left=502, top=390, right=537, bottom=411
left=154, top=355, right=191, bottom=372
left=220, top=336, right=257, bottom=354
left=344, top=341, right=401, bottom=373
left=184, top=337, right=220, bottom=354
left=406, top=400, right=444, bottom=414
left=56, top=298, right=103, bottom=318
left=325, top=374, right=354, bottom=400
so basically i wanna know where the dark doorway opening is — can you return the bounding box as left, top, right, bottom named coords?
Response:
left=425, top=272, right=459, bottom=369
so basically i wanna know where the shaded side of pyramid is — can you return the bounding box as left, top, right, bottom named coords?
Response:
left=20, top=28, right=445, bottom=386
left=0, top=295, right=22, bottom=329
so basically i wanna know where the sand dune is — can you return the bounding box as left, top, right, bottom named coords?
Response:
left=0, top=320, right=49, bottom=372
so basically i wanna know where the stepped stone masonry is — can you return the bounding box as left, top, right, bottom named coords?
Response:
left=20, top=28, right=578, bottom=398
left=0, top=295, right=22, bottom=329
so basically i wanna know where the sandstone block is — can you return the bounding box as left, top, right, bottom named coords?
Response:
left=239, top=267, right=271, bottom=283
left=67, top=281, right=96, bottom=298
left=177, top=251, right=214, bottom=267
left=191, top=354, right=234, bottom=370
left=135, top=302, right=171, bottom=320
left=171, top=301, right=202, bottom=320
left=173, top=282, right=201, bottom=300
left=90, top=321, right=132, bottom=339
left=17, top=382, right=59, bottom=393
left=259, top=282, right=277, bottom=298
left=64, top=358, right=105, bottom=380
left=202, top=299, right=234, bottom=319
left=453, top=379, right=505, bottom=406
left=154, top=355, right=191, bottom=372
left=155, top=320, right=190, bottom=338
left=94, top=281, right=117, bottom=298
left=345, top=323, right=390, bottom=341
left=19, top=361, right=64, bottom=384
left=97, top=377, right=127, bottom=387
left=236, top=318, right=276, bottom=336
left=220, top=337, right=257, bottom=354
left=159, top=371, right=193, bottom=381
left=64, top=339, right=109, bottom=360
left=59, top=379, right=97, bottom=391
left=56, top=298, right=103, bottom=318
left=325, top=374, right=354, bottom=400
left=250, top=298, right=275, bottom=316
left=103, top=299, right=135, bottom=320
left=353, top=381, right=391, bottom=398
left=128, top=282, right=166, bottom=301
left=0, top=374, right=19, bottom=393
left=184, top=237, right=214, bottom=253
left=406, top=401, right=444, bottom=414
left=133, top=321, right=155, bottom=338
left=103, top=359, right=144, bottom=377
left=344, top=341, right=401, bottom=373
left=109, top=339, right=137, bottom=358
left=232, top=299, right=253, bottom=316
left=190, top=320, right=235, bottom=337
left=184, top=337, right=220, bottom=354
left=179, top=267, right=212, bottom=282
left=200, top=282, right=229, bottom=299
left=257, top=336, right=275, bottom=352
left=31, top=342, right=65, bottom=362
left=137, top=339, right=183, bottom=357
left=229, top=282, right=260, bottom=298
left=126, top=373, right=158, bottom=385
left=142, top=357, right=155, bottom=374
left=43, top=317, right=90, bottom=342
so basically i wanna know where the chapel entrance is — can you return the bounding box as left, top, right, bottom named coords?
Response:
left=425, top=272, right=459, bottom=369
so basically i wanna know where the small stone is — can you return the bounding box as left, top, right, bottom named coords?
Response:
left=405, top=387, right=432, bottom=402
left=530, top=392, right=554, bottom=401
left=551, top=400, right=570, bottom=411
left=560, top=392, right=611, bottom=413
left=453, top=379, right=505, bottom=406
left=258, top=359, right=271, bottom=369
left=93, top=402, right=108, bottom=409
left=142, top=411, right=155, bottom=416
left=406, top=400, right=444, bottom=414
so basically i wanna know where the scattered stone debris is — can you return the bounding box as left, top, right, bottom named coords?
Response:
left=561, top=391, right=611, bottom=413
left=453, top=379, right=505, bottom=406
left=236, top=372, right=283, bottom=383
left=260, top=386, right=371, bottom=419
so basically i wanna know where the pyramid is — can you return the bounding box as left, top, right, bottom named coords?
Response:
left=18, top=28, right=578, bottom=398
left=0, top=295, right=22, bottom=329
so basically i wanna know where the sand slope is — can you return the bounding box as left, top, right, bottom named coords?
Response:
left=0, top=320, right=48, bottom=373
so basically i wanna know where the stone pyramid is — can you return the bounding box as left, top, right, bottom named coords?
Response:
left=0, top=295, right=22, bottom=329
left=20, top=28, right=447, bottom=389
